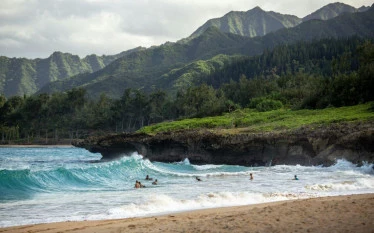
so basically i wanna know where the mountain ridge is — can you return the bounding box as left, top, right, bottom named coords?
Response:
left=37, top=27, right=251, bottom=98
left=187, top=2, right=370, bottom=40
left=0, top=47, right=145, bottom=97
left=187, top=6, right=301, bottom=40
left=302, top=2, right=368, bottom=22
left=37, top=6, right=374, bottom=99
left=1, top=2, right=372, bottom=98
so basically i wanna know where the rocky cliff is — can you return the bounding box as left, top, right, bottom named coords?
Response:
left=73, top=121, right=374, bottom=166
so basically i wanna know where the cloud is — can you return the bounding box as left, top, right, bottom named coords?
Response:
left=0, top=0, right=372, bottom=58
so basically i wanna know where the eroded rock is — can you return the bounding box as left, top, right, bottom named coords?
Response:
left=73, top=121, right=374, bottom=166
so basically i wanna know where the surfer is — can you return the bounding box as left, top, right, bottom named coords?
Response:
left=152, top=179, right=158, bottom=185
left=196, top=177, right=202, bottom=181
left=294, top=175, right=299, bottom=180
left=145, top=175, right=153, bottom=180
left=250, top=173, right=253, bottom=180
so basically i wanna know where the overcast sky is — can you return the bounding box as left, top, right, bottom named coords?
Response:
left=1, top=0, right=372, bottom=59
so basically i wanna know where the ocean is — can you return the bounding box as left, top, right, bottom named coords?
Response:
left=0, top=147, right=373, bottom=227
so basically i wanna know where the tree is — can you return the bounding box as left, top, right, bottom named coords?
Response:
left=357, top=41, right=374, bottom=102
left=148, top=90, right=167, bottom=124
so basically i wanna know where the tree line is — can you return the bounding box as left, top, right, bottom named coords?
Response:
left=0, top=38, right=373, bottom=143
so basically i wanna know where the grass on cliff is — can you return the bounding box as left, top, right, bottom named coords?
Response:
left=138, top=102, right=374, bottom=135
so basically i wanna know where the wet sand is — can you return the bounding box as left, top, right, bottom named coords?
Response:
left=1, top=193, right=373, bottom=233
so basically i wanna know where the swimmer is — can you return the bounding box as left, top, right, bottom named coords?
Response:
left=294, top=175, right=299, bottom=180
left=145, top=175, right=153, bottom=180
left=196, top=177, right=202, bottom=181
left=152, top=179, right=158, bottom=185
left=250, top=173, right=253, bottom=180
left=134, top=180, right=140, bottom=188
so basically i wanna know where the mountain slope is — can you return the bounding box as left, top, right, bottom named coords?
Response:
left=3, top=3, right=373, bottom=99
left=0, top=47, right=144, bottom=97
left=158, top=54, right=246, bottom=94
left=189, top=7, right=301, bottom=40
left=257, top=4, right=374, bottom=51
left=38, top=27, right=251, bottom=98
left=2, top=2, right=370, bottom=99
left=37, top=6, right=374, bottom=99
left=188, top=2, right=369, bottom=40
left=302, top=2, right=367, bottom=22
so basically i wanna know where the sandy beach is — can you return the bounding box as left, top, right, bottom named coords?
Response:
left=1, top=193, right=373, bottom=233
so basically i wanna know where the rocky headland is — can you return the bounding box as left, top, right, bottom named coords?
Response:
left=73, top=121, right=374, bottom=166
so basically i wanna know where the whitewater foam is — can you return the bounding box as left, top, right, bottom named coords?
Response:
left=1, top=148, right=373, bottom=228
left=107, top=191, right=304, bottom=219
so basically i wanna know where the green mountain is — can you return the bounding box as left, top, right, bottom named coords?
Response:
left=188, top=7, right=301, bottom=39
left=2, top=3, right=372, bottom=99
left=37, top=6, right=374, bottom=99
left=358, top=6, right=371, bottom=12
left=225, top=3, right=374, bottom=56
left=187, top=2, right=369, bottom=40
left=0, top=47, right=144, bottom=97
left=38, top=27, right=251, bottom=98
left=302, top=2, right=368, bottom=22
left=157, top=54, right=246, bottom=94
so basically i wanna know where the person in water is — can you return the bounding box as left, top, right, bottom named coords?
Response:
left=145, top=175, right=153, bottom=180
left=135, top=180, right=146, bottom=188
left=196, top=177, right=202, bottom=181
left=250, top=173, right=253, bottom=180
left=152, top=179, right=158, bottom=185
left=294, top=175, right=299, bottom=180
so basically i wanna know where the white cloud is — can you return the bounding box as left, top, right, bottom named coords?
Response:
left=0, top=0, right=372, bottom=58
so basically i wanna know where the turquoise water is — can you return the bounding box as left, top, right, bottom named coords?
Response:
left=0, top=147, right=373, bottom=227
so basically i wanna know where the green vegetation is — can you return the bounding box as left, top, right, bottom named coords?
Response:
left=190, top=5, right=301, bottom=39
left=1, top=5, right=373, bottom=100
left=138, top=103, right=374, bottom=134
left=35, top=6, right=374, bottom=99
left=187, top=2, right=365, bottom=40
left=0, top=4, right=374, bottom=99
left=0, top=38, right=373, bottom=143
left=159, top=54, right=244, bottom=94
left=302, top=2, right=359, bottom=22
left=0, top=48, right=144, bottom=98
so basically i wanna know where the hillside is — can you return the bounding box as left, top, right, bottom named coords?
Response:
left=156, top=36, right=367, bottom=96
left=0, top=47, right=144, bottom=97
left=302, top=2, right=368, bottom=22
left=38, top=27, right=251, bottom=98
left=188, top=7, right=301, bottom=40
left=188, top=2, right=369, bottom=39
left=1, top=35, right=373, bottom=145
left=37, top=5, right=374, bottom=99
left=157, top=54, right=245, bottom=94
left=1, top=2, right=372, bottom=99
left=138, top=103, right=374, bottom=134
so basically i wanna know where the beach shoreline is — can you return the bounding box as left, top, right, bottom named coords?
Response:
left=1, top=193, right=373, bottom=233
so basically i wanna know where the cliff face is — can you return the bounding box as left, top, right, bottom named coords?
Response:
left=73, top=121, right=374, bottom=166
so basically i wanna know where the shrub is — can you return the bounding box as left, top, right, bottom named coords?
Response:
left=256, top=99, right=283, bottom=112
left=248, top=97, right=267, bottom=109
